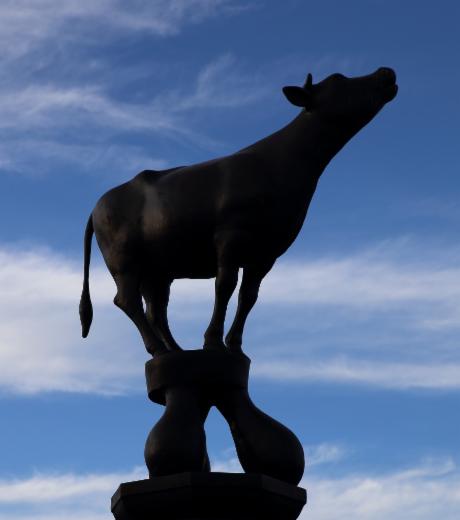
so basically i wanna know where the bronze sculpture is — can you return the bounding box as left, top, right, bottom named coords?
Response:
left=80, top=68, right=398, bottom=520
left=79, top=67, right=398, bottom=357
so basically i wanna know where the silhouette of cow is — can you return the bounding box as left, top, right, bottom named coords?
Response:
left=79, top=68, right=397, bottom=356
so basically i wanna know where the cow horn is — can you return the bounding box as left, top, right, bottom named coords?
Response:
left=304, top=73, right=313, bottom=90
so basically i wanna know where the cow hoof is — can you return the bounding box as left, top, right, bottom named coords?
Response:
left=227, top=344, right=243, bottom=355
left=203, top=341, right=226, bottom=351
left=147, top=345, right=169, bottom=357
left=225, top=335, right=243, bottom=353
left=166, top=342, right=183, bottom=352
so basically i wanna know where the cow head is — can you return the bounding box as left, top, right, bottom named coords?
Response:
left=283, top=68, right=398, bottom=131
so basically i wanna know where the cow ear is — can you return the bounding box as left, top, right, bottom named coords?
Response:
left=282, top=86, right=313, bottom=110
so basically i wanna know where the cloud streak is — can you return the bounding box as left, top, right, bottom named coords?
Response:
left=261, top=243, right=460, bottom=312
left=0, top=0, right=265, bottom=177
left=303, top=458, right=460, bottom=520
left=166, top=54, right=269, bottom=111
left=0, top=1, right=245, bottom=59
left=0, top=85, right=179, bottom=132
left=0, top=54, right=267, bottom=135
left=304, top=443, right=347, bottom=467
left=1, top=458, right=459, bottom=520
left=0, top=239, right=459, bottom=394
left=0, top=467, right=145, bottom=520
left=0, top=52, right=268, bottom=176
left=0, top=468, right=144, bottom=504
left=253, top=358, right=460, bottom=390
left=0, top=246, right=140, bottom=395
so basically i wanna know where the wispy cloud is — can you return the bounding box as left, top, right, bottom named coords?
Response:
left=0, top=85, right=178, bottom=132
left=181, top=240, right=460, bottom=331
left=0, top=54, right=267, bottom=134
left=210, top=442, right=346, bottom=473
left=0, top=52, right=268, bottom=176
left=260, top=241, right=460, bottom=314
left=303, top=458, right=460, bottom=520
left=0, top=0, right=264, bottom=177
left=0, top=140, right=169, bottom=178
left=164, top=54, right=269, bottom=111
left=0, top=468, right=144, bottom=503
left=304, top=443, right=347, bottom=467
left=0, top=246, right=138, bottom=395
left=0, top=467, right=145, bottom=520
left=210, top=453, right=243, bottom=473
left=1, top=458, right=459, bottom=520
left=253, top=359, right=460, bottom=390
left=0, top=1, right=246, bottom=59
left=1, top=239, right=460, bottom=394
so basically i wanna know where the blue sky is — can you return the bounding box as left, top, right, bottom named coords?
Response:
left=0, top=1, right=459, bottom=518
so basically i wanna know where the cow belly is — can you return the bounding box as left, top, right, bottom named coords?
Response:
left=140, top=229, right=218, bottom=279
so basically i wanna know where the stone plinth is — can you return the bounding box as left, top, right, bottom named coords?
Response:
left=111, top=472, right=306, bottom=520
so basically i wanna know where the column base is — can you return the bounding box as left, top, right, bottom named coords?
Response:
left=112, top=472, right=306, bottom=520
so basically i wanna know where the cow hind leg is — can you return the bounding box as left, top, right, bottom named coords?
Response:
left=144, top=281, right=182, bottom=352
left=113, top=272, right=168, bottom=356
left=203, top=262, right=239, bottom=350
left=225, top=261, right=274, bottom=353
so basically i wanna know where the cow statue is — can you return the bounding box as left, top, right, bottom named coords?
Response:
left=79, top=67, right=397, bottom=356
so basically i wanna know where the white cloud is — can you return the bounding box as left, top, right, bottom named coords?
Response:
left=210, top=442, right=346, bottom=473
left=304, top=443, right=346, bottom=467
left=0, top=247, right=110, bottom=306
left=170, top=238, right=460, bottom=324
left=0, top=514, right=108, bottom=520
left=0, top=85, right=179, bottom=133
left=211, top=455, right=243, bottom=473
left=0, top=245, right=139, bottom=395
left=0, top=0, right=264, bottom=177
left=0, top=54, right=266, bottom=134
left=1, top=459, right=459, bottom=520
left=0, top=140, right=170, bottom=178
left=0, top=244, right=207, bottom=394
left=261, top=244, right=460, bottom=312
left=0, top=84, right=181, bottom=176
left=167, top=53, right=269, bottom=111
left=1, top=239, right=460, bottom=394
left=0, top=1, right=244, bottom=59
left=0, top=468, right=144, bottom=503
left=0, top=467, right=145, bottom=520
left=303, top=458, right=460, bottom=520
left=253, top=358, right=460, bottom=390
left=0, top=52, right=268, bottom=176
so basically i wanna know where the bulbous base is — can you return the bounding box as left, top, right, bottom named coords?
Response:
left=144, top=350, right=305, bottom=485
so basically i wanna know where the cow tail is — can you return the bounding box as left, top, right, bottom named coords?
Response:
left=79, top=214, right=94, bottom=338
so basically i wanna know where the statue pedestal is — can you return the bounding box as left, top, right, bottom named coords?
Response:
left=111, top=472, right=306, bottom=520
left=112, top=350, right=306, bottom=519
left=143, top=350, right=304, bottom=484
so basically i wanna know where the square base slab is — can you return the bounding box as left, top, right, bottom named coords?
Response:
left=112, top=472, right=306, bottom=520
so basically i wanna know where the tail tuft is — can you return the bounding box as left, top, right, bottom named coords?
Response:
left=79, top=287, right=93, bottom=338
left=80, top=214, right=94, bottom=338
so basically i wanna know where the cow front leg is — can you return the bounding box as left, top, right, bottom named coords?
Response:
left=203, top=263, right=239, bottom=351
left=113, top=272, right=168, bottom=356
left=225, top=261, right=274, bottom=353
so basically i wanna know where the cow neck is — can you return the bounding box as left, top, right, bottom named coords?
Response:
left=250, top=111, right=351, bottom=188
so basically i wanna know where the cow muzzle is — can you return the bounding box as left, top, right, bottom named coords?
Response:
left=375, top=67, right=398, bottom=102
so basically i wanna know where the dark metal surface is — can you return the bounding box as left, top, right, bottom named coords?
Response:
left=111, top=472, right=307, bottom=520
left=143, top=351, right=304, bottom=485
left=145, top=350, right=250, bottom=405
left=79, top=68, right=398, bottom=356
left=78, top=68, right=398, bottom=518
